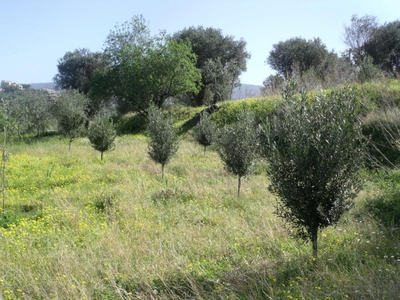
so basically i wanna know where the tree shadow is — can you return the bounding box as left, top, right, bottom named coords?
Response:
left=365, top=190, right=400, bottom=228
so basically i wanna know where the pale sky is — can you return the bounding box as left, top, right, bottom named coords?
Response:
left=1, top=0, right=399, bottom=86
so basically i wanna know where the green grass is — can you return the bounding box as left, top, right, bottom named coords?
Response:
left=0, top=134, right=399, bottom=299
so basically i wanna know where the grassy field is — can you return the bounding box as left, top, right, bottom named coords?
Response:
left=0, top=132, right=398, bottom=300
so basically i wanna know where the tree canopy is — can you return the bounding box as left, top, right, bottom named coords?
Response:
left=54, top=48, right=109, bottom=94
left=364, top=20, right=400, bottom=77
left=89, top=16, right=201, bottom=116
left=174, top=26, right=250, bottom=106
left=267, top=37, right=333, bottom=79
left=344, top=15, right=400, bottom=78
left=343, top=14, right=378, bottom=65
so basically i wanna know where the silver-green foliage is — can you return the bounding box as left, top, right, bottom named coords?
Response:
left=0, top=90, right=53, bottom=137
left=263, top=83, right=365, bottom=257
left=147, top=106, right=179, bottom=178
left=88, top=113, right=116, bottom=160
left=194, top=112, right=217, bottom=156
left=217, top=110, right=259, bottom=196
left=54, top=90, right=88, bottom=150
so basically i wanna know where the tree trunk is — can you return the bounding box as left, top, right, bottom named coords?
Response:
left=2, top=125, right=7, bottom=216
left=101, top=151, right=104, bottom=161
left=237, top=175, right=241, bottom=197
left=162, top=164, right=165, bottom=180
left=68, top=140, right=72, bottom=151
left=204, top=145, right=207, bottom=157
left=194, top=86, right=206, bottom=106
left=311, top=227, right=318, bottom=258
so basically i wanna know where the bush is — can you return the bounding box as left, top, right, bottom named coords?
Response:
left=362, top=107, right=400, bottom=168
left=114, top=112, right=147, bottom=135
left=366, top=170, right=400, bottom=228
left=193, top=112, right=217, bottom=156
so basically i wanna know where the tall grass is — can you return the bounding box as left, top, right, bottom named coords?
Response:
left=0, top=134, right=398, bottom=299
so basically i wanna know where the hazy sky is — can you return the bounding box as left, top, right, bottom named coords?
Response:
left=1, top=0, right=399, bottom=86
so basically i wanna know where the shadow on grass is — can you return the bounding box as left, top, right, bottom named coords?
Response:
left=365, top=190, right=400, bottom=228
left=0, top=202, right=43, bottom=228
left=91, top=224, right=400, bottom=300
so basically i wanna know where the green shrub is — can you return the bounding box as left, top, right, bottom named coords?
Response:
left=193, top=112, right=217, bottom=156
left=0, top=211, right=19, bottom=228
left=366, top=191, right=400, bottom=227
left=114, top=112, right=147, bottom=134
left=362, top=107, right=400, bottom=168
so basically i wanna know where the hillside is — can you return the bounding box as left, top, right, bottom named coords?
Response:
left=1, top=80, right=399, bottom=298
left=231, top=83, right=262, bottom=100
left=29, top=82, right=261, bottom=100
left=30, top=82, right=56, bottom=90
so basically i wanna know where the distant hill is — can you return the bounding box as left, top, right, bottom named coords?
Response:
left=30, top=82, right=56, bottom=90
left=231, top=84, right=262, bottom=100
left=29, top=82, right=262, bottom=100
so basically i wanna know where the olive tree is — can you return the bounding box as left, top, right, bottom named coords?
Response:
left=147, top=106, right=179, bottom=179
left=263, top=82, right=365, bottom=258
left=88, top=112, right=116, bottom=160
left=194, top=112, right=217, bottom=157
left=54, top=90, right=88, bottom=150
left=217, top=110, right=259, bottom=197
left=174, top=26, right=250, bottom=106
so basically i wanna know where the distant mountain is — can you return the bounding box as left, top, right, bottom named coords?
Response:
left=30, top=82, right=56, bottom=90
left=29, top=82, right=262, bottom=100
left=231, top=84, right=262, bottom=100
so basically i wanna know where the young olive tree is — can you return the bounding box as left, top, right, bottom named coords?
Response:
left=217, top=110, right=259, bottom=197
left=147, top=106, right=179, bottom=179
left=54, top=90, right=88, bottom=150
left=88, top=113, right=116, bottom=160
left=194, top=112, right=217, bottom=157
left=263, top=83, right=365, bottom=258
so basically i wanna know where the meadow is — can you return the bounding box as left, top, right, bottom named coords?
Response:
left=0, top=129, right=399, bottom=299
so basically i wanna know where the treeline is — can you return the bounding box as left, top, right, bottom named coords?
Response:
left=53, top=15, right=250, bottom=117
left=51, top=14, right=400, bottom=117
left=263, top=14, right=400, bottom=94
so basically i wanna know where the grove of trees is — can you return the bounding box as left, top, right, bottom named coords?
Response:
left=2, top=12, right=399, bottom=261
left=263, top=14, right=400, bottom=94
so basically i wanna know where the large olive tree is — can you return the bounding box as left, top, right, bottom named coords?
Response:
left=174, top=26, right=250, bottom=106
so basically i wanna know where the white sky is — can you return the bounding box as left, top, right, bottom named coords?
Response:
left=1, top=0, right=399, bottom=86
